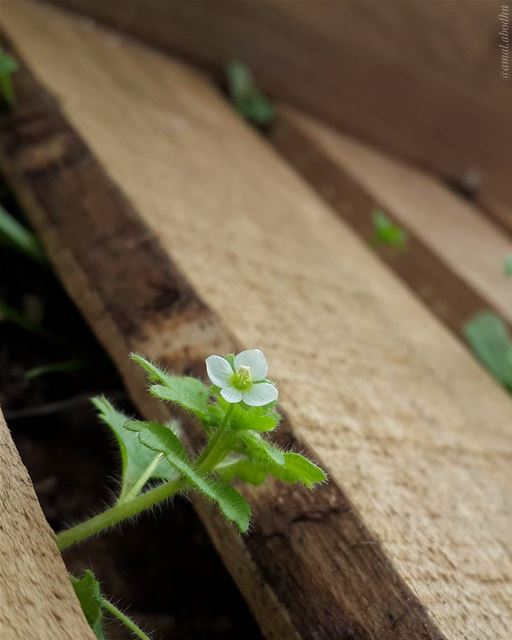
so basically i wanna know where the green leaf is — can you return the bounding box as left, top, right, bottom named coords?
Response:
left=219, top=452, right=327, bottom=489
left=225, top=60, right=275, bottom=127
left=129, top=420, right=251, bottom=531
left=504, top=254, right=512, bottom=276
left=272, top=452, right=327, bottom=488
left=131, top=353, right=209, bottom=419
left=464, top=312, right=512, bottom=388
left=0, top=205, right=47, bottom=263
left=239, top=431, right=285, bottom=466
left=150, top=380, right=210, bottom=418
left=71, top=570, right=105, bottom=640
left=217, top=457, right=268, bottom=485
left=0, top=48, right=18, bottom=106
left=25, top=358, right=87, bottom=380
left=92, top=396, right=174, bottom=502
left=230, top=404, right=280, bottom=432
left=372, top=209, right=407, bottom=250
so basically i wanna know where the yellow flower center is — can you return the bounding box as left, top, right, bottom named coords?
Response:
left=231, top=365, right=253, bottom=391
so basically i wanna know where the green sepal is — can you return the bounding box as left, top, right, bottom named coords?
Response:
left=70, top=570, right=105, bottom=640
left=372, top=209, right=407, bottom=249
left=128, top=420, right=251, bottom=531
left=92, top=396, right=175, bottom=502
left=464, top=312, right=512, bottom=389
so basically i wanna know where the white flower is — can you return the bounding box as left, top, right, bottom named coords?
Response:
left=205, top=349, right=278, bottom=406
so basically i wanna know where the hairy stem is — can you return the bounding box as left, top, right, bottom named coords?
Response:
left=195, top=404, right=234, bottom=471
left=102, top=599, right=152, bottom=640
left=120, top=452, right=165, bottom=503
left=57, top=477, right=186, bottom=551
left=57, top=404, right=235, bottom=551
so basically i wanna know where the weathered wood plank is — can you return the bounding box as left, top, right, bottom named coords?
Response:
left=0, top=409, right=95, bottom=640
left=45, top=0, right=512, bottom=229
left=1, top=3, right=511, bottom=640
left=271, top=108, right=512, bottom=338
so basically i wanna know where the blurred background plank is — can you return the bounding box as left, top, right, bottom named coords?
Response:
left=272, top=107, right=512, bottom=338
left=1, top=3, right=512, bottom=639
left=45, top=0, right=512, bottom=231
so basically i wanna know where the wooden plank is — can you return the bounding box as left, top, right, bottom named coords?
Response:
left=0, top=408, right=95, bottom=640
left=271, top=108, right=512, bottom=339
left=45, top=0, right=512, bottom=229
left=1, top=3, right=512, bottom=639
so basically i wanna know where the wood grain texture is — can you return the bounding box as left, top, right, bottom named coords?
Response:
left=0, top=409, right=95, bottom=640
left=44, top=0, right=512, bottom=229
left=1, top=3, right=512, bottom=639
left=271, top=109, right=512, bottom=339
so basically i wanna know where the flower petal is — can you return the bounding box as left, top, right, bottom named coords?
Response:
left=242, top=382, right=278, bottom=407
left=206, top=355, right=233, bottom=388
left=234, top=349, right=268, bottom=381
left=221, top=386, right=243, bottom=403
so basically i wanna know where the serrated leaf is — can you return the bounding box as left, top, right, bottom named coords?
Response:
left=273, top=452, right=327, bottom=488
left=239, top=431, right=285, bottom=466
left=130, top=352, right=174, bottom=385
left=92, top=396, right=174, bottom=502
left=131, top=353, right=210, bottom=418
left=372, top=209, right=407, bottom=249
left=131, top=421, right=251, bottom=531
left=464, top=312, right=512, bottom=388
left=71, top=570, right=105, bottom=640
left=217, top=457, right=268, bottom=485
left=230, top=404, right=280, bottom=432
left=150, top=379, right=209, bottom=418
left=219, top=452, right=327, bottom=489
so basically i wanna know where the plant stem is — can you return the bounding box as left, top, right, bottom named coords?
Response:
left=57, top=404, right=235, bottom=551
left=120, top=452, right=165, bottom=503
left=56, top=477, right=186, bottom=551
left=102, top=599, right=151, bottom=640
left=195, top=404, right=234, bottom=472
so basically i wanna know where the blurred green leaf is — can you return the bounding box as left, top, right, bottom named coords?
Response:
left=464, top=312, right=512, bottom=389
left=0, top=205, right=47, bottom=263
left=504, top=254, right=512, bottom=276
left=0, top=47, right=18, bottom=106
left=372, top=209, right=407, bottom=250
left=225, top=61, right=275, bottom=127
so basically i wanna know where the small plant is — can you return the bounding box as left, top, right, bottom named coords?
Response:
left=464, top=312, right=512, bottom=391
left=225, top=61, right=275, bottom=128
left=0, top=47, right=19, bottom=106
left=59, top=349, right=326, bottom=638
left=372, top=209, right=408, bottom=250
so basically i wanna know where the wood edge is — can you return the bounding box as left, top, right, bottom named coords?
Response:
left=0, top=28, right=446, bottom=640
left=0, top=409, right=95, bottom=639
